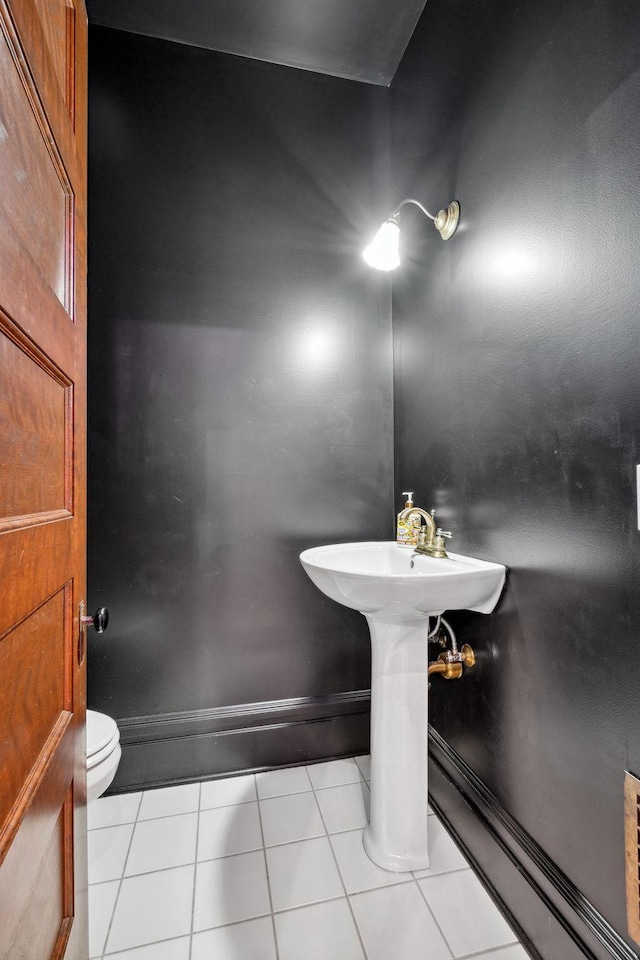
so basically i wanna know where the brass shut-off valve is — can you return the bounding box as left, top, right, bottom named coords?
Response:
left=428, top=643, right=476, bottom=680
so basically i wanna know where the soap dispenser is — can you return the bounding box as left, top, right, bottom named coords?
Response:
left=396, top=491, right=420, bottom=548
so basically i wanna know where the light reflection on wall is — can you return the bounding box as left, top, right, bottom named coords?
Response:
left=291, top=322, right=338, bottom=373
left=489, top=246, right=534, bottom=281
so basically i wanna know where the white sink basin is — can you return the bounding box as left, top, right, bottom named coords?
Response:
left=300, top=541, right=505, bottom=622
left=300, top=539, right=506, bottom=873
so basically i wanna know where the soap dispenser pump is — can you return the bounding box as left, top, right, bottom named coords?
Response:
left=396, top=491, right=420, bottom=548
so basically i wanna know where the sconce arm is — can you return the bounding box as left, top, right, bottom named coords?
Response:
left=391, top=198, right=437, bottom=222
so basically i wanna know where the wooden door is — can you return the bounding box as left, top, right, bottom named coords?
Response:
left=0, top=0, right=88, bottom=957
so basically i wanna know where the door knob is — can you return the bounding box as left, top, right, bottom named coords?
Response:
left=81, top=606, right=109, bottom=633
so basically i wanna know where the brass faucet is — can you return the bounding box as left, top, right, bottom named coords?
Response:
left=397, top=506, right=452, bottom=558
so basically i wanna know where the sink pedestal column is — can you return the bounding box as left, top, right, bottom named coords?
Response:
left=362, top=616, right=431, bottom=872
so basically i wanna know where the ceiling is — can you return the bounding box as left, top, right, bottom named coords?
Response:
left=85, top=0, right=428, bottom=87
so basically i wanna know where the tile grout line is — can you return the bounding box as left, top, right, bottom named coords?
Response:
left=255, top=779, right=282, bottom=960
left=414, top=852, right=461, bottom=958
left=91, top=849, right=220, bottom=884
left=98, top=790, right=144, bottom=959
left=91, top=802, right=249, bottom=830
left=413, top=865, right=476, bottom=882
left=187, top=781, right=202, bottom=960
left=414, top=866, right=521, bottom=959
left=273, top=893, right=348, bottom=916
left=310, top=771, right=370, bottom=960
left=191, top=892, right=342, bottom=925
left=454, top=942, right=521, bottom=960
left=103, top=935, right=192, bottom=958
left=419, top=803, right=523, bottom=958
left=414, top=869, right=521, bottom=959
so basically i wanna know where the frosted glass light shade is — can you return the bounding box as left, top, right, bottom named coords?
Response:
left=362, top=219, right=400, bottom=271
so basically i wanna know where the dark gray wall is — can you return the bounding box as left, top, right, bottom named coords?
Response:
left=88, top=26, right=393, bottom=783
left=392, top=0, right=640, bottom=956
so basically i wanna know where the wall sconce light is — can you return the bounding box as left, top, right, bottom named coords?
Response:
left=362, top=198, right=460, bottom=271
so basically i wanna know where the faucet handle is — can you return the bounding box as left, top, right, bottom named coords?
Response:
left=416, top=527, right=432, bottom=546
left=436, top=528, right=452, bottom=539
left=430, top=528, right=452, bottom=559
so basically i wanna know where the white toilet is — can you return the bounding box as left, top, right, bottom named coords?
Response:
left=86, top=710, right=122, bottom=803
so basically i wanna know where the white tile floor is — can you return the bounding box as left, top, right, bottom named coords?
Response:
left=88, top=756, right=529, bottom=960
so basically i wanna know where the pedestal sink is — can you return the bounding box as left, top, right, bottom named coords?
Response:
left=300, top=541, right=505, bottom=872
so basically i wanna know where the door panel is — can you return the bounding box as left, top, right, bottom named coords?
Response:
left=0, top=324, right=72, bottom=522
left=0, top=0, right=88, bottom=957
left=0, top=749, right=76, bottom=958
left=0, top=588, right=71, bottom=825
left=0, top=10, right=75, bottom=321
left=0, top=522, right=74, bottom=635
left=7, top=0, right=80, bottom=138
left=9, top=802, right=68, bottom=959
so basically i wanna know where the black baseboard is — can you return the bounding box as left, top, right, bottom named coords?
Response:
left=429, top=727, right=639, bottom=960
left=109, top=690, right=371, bottom=793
